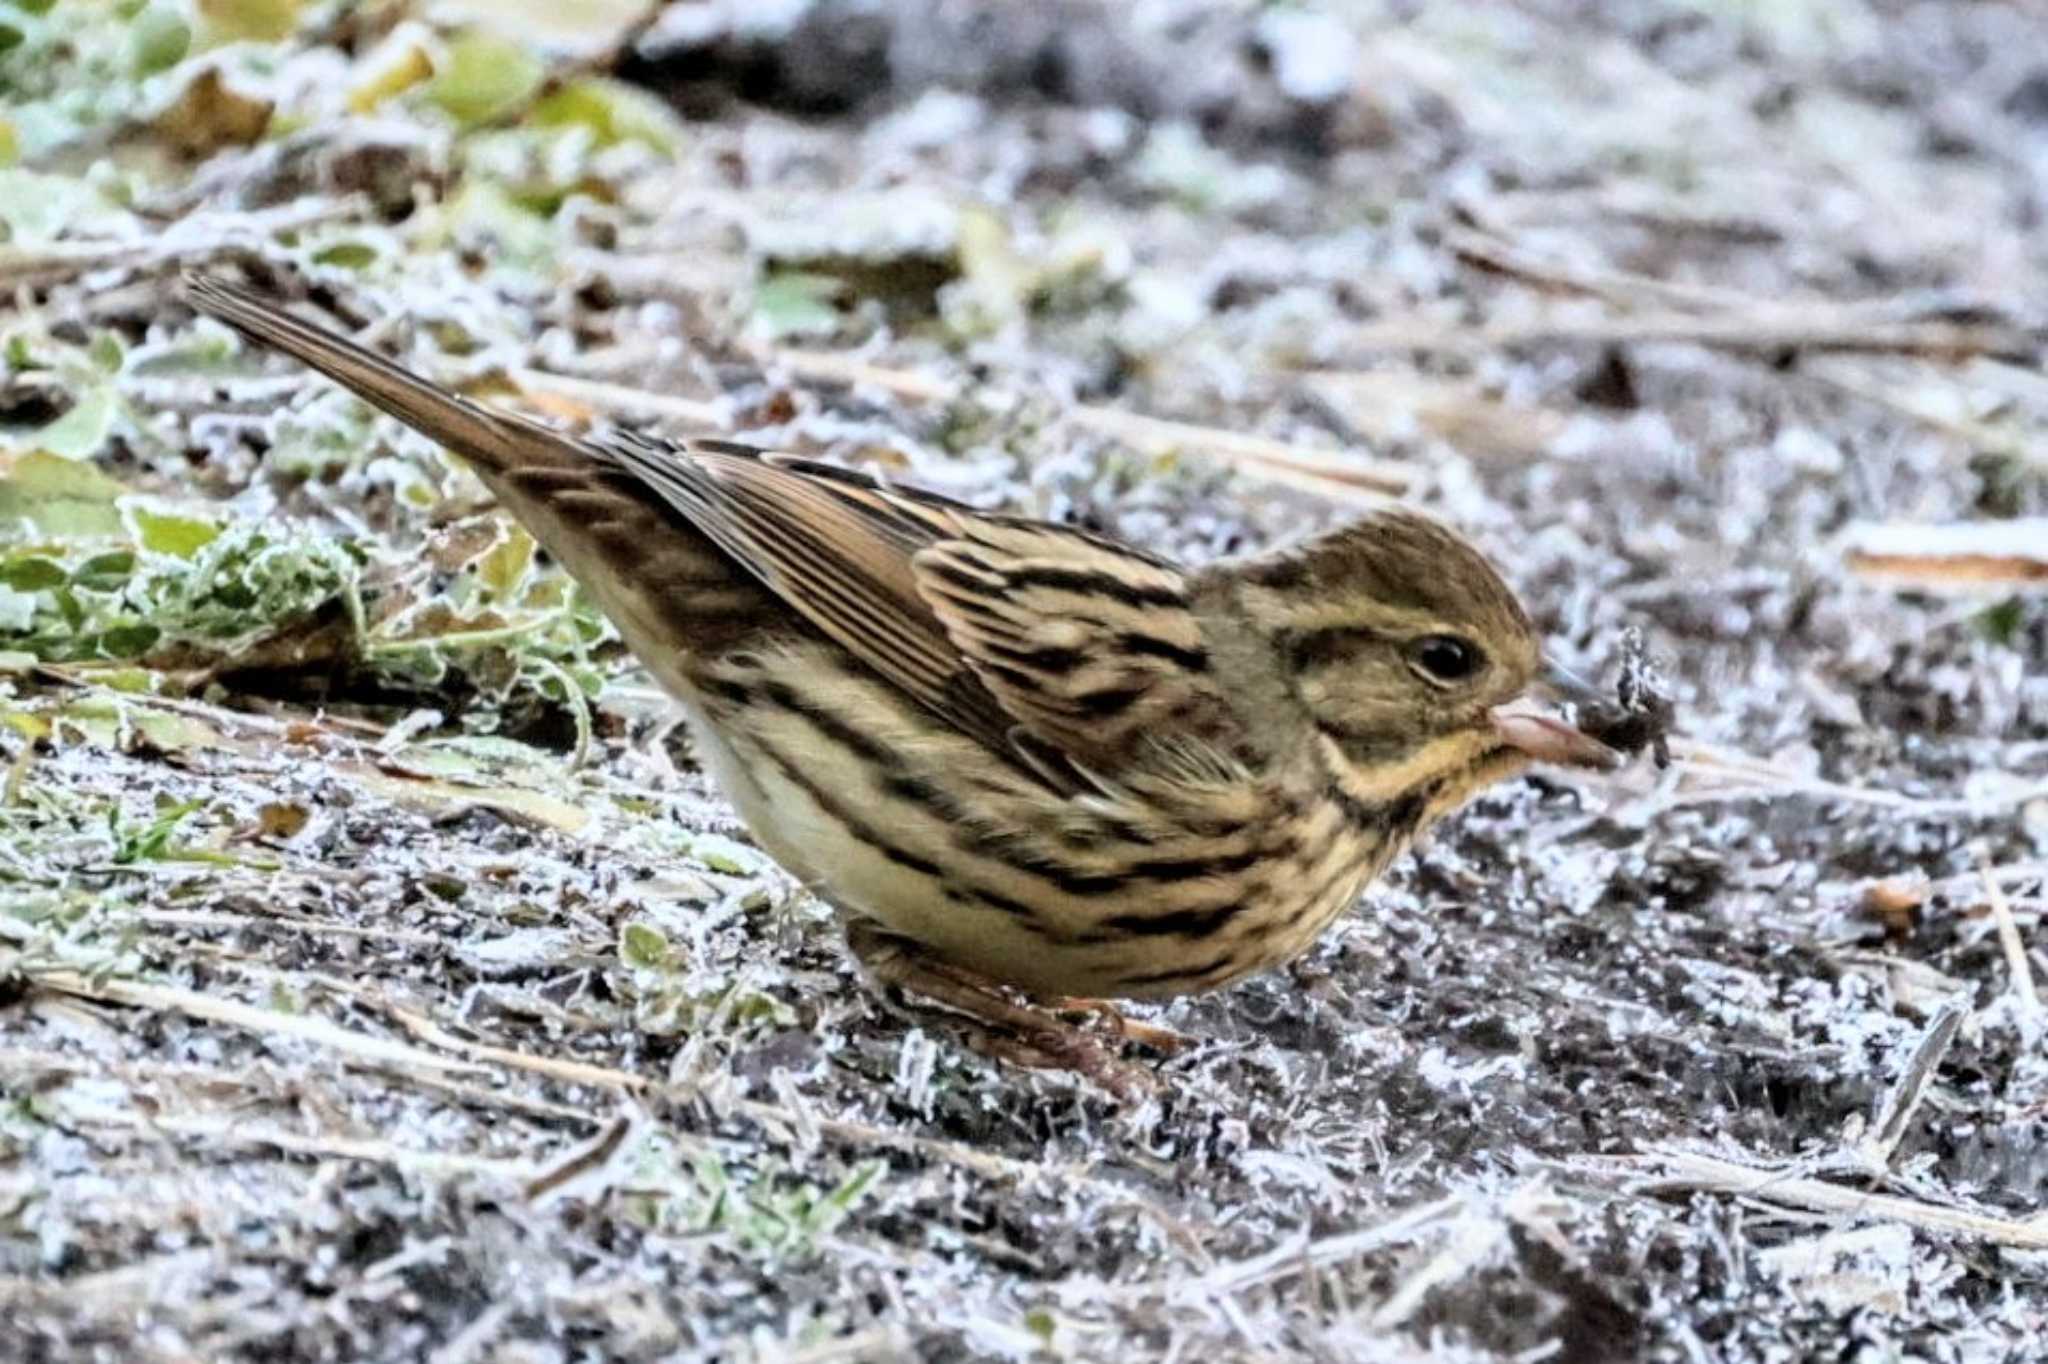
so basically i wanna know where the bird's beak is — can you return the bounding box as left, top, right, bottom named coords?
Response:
left=1490, top=657, right=1626, bottom=771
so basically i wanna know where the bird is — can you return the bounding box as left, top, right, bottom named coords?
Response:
left=185, top=271, right=1629, bottom=1097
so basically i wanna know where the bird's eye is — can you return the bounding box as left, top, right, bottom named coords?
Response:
left=1409, top=634, right=1483, bottom=685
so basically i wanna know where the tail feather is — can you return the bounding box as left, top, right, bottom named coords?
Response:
left=184, top=271, right=785, bottom=679
left=184, top=271, right=556, bottom=478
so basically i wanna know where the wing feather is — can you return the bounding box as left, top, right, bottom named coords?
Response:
left=912, top=521, right=1234, bottom=763
left=597, top=432, right=1237, bottom=778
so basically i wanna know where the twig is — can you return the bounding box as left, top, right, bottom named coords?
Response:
left=0, top=1249, right=221, bottom=1316
left=1063, top=403, right=1410, bottom=503
left=124, top=907, right=450, bottom=950
left=470, top=333, right=1410, bottom=506
left=16, top=960, right=1050, bottom=1189
left=0, top=1042, right=600, bottom=1130
left=1444, top=225, right=1758, bottom=314
left=523, top=1111, right=638, bottom=1202
left=1801, top=358, right=2043, bottom=468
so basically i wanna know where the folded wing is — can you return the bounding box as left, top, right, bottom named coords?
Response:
left=599, top=435, right=1238, bottom=783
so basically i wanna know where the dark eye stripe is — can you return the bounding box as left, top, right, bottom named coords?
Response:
left=1280, top=624, right=1386, bottom=671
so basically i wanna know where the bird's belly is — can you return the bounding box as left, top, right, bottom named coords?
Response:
left=671, top=704, right=1064, bottom=983
left=683, top=717, right=824, bottom=886
left=698, top=725, right=1092, bottom=993
left=670, top=656, right=1391, bottom=1001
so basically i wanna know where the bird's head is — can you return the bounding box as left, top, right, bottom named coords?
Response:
left=1233, top=507, right=1621, bottom=819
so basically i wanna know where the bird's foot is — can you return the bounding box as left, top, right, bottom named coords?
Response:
left=1046, top=996, right=1196, bottom=1056
left=846, top=923, right=1164, bottom=1101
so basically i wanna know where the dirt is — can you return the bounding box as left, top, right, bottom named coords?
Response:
left=3, top=2, right=2047, bottom=1361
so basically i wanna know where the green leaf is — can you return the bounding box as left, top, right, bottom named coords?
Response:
left=531, top=78, right=684, bottom=153
left=196, top=0, right=303, bottom=44
left=620, top=921, right=673, bottom=972
left=113, top=797, right=204, bottom=864
left=1978, top=598, right=2026, bottom=647
left=446, top=179, right=556, bottom=271
left=310, top=241, right=377, bottom=269
left=690, top=833, right=762, bottom=876
left=0, top=556, right=64, bottom=591
left=425, top=30, right=544, bottom=128
left=130, top=505, right=221, bottom=559
left=128, top=5, right=192, bottom=75
left=95, top=621, right=160, bottom=657
left=72, top=550, right=135, bottom=591
left=0, top=21, right=23, bottom=57
left=749, top=271, right=843, bottom=340
left=476, top=524, right=535, bottom=599
left=88, top=332, right=125, bottom=375
left=30, top=386, right=118, bottom=460
left=0, top=450, right=127, bottom=538
left=0, top=170, right=131, bottom=245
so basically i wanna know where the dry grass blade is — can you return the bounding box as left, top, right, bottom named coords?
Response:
left=753, top=345, right=1413, bottom=501
left=511, top=366, right=731, bottom=428
left=1663, top=739, right=2048, bottom=814
left=0, top=197, right=363, bottom=286
left=1978, top=844, right=2042, bottom=1011
left=513, top=352, right=1408, bottom=502
left=1859, top=1000, right=1966, bottom=1169
left=1063, top=403, right=1410, bottom=502
left=523, top=1112, right=638, bottom=1201
left=1324, top=313, right=2032, bottom=362
left=374, top=998, right=1077, bottom=1186
left=17, top=965, right=490, bottom=1079
left=1614, top=1149, right=2048, bottom=1249
left=87, top=1109, right=539, bottom=1180
left=1092, top=1193, right=1461, bottom=1303
left=1842, top=520, right=2048, bottom=591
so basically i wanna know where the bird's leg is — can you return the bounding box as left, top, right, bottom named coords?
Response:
left=845, top=921, right=1161, bottom=1100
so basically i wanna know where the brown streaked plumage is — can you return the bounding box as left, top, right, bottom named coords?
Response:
left=185, top=272, right=1625, bottom=1097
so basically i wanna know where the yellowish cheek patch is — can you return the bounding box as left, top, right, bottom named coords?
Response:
left=1318, top=730, right=1499, bottom=806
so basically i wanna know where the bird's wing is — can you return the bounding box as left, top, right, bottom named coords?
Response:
left=911, top=517, right=1238, bottom=772
left=599, top=434, right=1236, bottom=780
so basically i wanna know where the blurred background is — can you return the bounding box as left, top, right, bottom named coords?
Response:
left=3, top=2, right=2045, bottom=1361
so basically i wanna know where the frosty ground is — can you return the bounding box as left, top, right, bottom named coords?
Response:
left=3, top=3, right=2046, bottom=1361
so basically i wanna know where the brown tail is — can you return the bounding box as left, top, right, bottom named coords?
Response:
left=184, top=272, right=560, bottom=478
